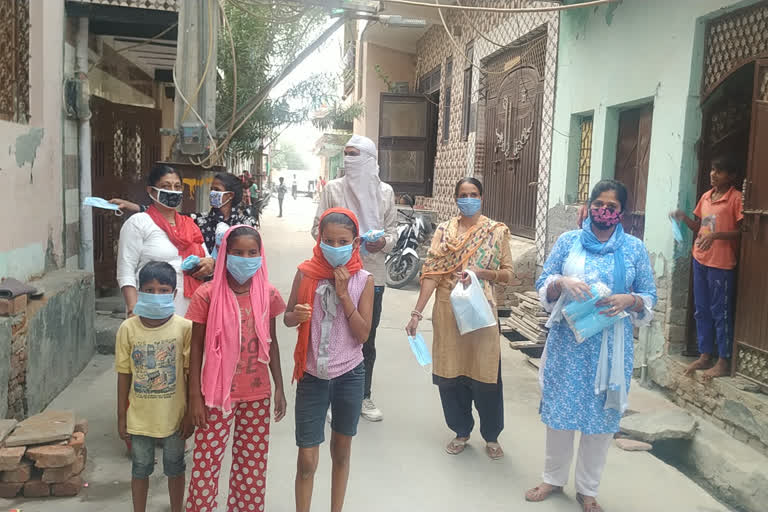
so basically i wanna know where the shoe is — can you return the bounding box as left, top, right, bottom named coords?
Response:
left=361, top=398, right=383, bottom=422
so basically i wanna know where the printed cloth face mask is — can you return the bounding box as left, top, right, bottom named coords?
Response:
left=590, top=206, right=623, bottom=228
left=226, top=255, right=263, bottom=284
left=151, top=187, right=183, bottom=208
left=133, top=292, right=175, bottom=319
left=320, top=242, right=354, bottom=268
left=457, top=197, right=482, bottom=217
left=209, top=190, right=232, bottom=209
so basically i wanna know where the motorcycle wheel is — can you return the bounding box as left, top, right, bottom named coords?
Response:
left=385, top=253, right=421, bottom=289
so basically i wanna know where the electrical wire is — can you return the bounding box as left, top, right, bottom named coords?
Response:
left=381, top=0, right=618, bottom=13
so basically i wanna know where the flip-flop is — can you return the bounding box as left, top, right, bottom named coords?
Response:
left=525, top=484, right=563, bottom=502
left=577, top=493, right=604, bottom=512
left=486, top=442, right=504, bottom=460
left=445, top=437, right=469, bottom=455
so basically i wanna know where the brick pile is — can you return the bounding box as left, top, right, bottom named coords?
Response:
left=0, top=418, right=87, bottom=499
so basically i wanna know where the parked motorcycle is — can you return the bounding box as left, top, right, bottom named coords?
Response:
left=252, top=190, right=271, bottom=219
left=385, top=196, right=435, bottom=289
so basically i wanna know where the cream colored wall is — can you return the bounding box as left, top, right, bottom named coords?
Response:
left=0, top=0, right=65, bottom=280
left=354, top=42, right=416, bottom=144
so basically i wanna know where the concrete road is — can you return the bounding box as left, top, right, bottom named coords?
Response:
left=3, top=196, right=731, bottom=511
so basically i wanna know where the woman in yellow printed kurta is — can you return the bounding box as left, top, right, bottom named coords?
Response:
left=406, top=178, right=513, bottom=460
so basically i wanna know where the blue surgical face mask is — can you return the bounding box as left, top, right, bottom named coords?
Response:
left=209, top=190, right=232, bottom=209
left=226, top=255, right=263, bottom=284
left=457, top=197, right=482, bottom=217
left=320, top=242, right=354, bottom=268
left=133, top=292, right=175, bottom=320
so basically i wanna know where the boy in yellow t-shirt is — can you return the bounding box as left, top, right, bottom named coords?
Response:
left=116, top=261, right=192, bottom=512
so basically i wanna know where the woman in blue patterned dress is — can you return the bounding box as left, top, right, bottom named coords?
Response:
left=525, top=180, right=657, bottom=512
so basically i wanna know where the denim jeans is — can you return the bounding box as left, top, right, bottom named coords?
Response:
left=295, top=363, right=365, bottom=447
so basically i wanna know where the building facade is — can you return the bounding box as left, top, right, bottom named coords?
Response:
left=351, top=1, right=560, bottom=302
left=547, top=0, right=768, bottom=456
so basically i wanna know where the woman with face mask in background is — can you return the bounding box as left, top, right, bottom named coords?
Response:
left=406, top=178, right=514, bottom=461
left=525, top=180, right=657, bottom=512
left=117, top=164, right=212, bottom=317
left=111, top=172, right=259, bottom=254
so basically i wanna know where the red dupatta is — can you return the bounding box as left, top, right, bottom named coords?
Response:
left=292, top=208, right=364, bottom=382
left=146, top=205, right=206, bottom=298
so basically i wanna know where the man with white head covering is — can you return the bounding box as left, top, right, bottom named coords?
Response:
left=312, top=135, right=397, bottom=422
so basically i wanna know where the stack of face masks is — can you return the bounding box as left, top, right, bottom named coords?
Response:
left=563, top=282, right=626, bottom=343
left=359, top=229, right=385, bottom=256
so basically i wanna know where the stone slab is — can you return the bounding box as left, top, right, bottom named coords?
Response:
left=615, top=438, right=653, bottom=452
left=26, top=445, right=76, bottom=468
left=5, top=410, right=75, bottom=447
left=0, top=446, right=26, bottom=470
left=620, top=410, right=698, bottom=442
left=0, top=419, right=18, bottom=443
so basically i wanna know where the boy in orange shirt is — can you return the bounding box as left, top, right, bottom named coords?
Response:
left=673, top=155, right=743, bottom=379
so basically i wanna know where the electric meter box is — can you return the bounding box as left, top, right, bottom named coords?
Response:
left=180, top=122, right=207, bottom=155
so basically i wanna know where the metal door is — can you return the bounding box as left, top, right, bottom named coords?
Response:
left=483, top=66, right=542, bottom=238
left=614, top=104, right=652, bottom=240
left=91, top=96, right=162, bottom=290
left=734, top=59, right=768, bottom=386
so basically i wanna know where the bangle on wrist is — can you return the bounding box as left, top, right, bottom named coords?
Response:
left=411, top=310, right=423, bottom=321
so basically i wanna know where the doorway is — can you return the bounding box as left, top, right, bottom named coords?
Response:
left=684, top=63, right=754, bottom=356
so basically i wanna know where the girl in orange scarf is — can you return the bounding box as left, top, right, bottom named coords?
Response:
left=284, top=208, right=375, bottom=512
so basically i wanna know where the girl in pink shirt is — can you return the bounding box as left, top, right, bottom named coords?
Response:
left=184, top=225, right=286, bottom=512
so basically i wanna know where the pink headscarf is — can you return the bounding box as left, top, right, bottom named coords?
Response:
left=201, top=225, right=271, bottom=414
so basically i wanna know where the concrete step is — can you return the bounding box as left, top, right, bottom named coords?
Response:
left=95, top=296, right=125, bottom=314
left=94, top=313, right=122, bottom=354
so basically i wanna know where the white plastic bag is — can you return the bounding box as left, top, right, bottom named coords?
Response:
left=449, top=270, right=496, bottom=335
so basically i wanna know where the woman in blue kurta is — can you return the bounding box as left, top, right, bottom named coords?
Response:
left=525, top=180, right=657, bottom=512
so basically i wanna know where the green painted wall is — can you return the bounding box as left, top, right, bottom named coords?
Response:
left=548, top=0, right=762, bottom=359
left=550, top=0, right=760, bottom=255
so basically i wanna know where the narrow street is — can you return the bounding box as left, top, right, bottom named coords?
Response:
left=4, top=199, right=729, bottom=512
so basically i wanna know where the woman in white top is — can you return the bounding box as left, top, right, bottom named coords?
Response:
left=117, top=165, right=212, bottom=316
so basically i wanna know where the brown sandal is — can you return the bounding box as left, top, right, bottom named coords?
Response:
left=445, top=437, right=469, bottom=455
left=486, top=442, right=504, bottom=460
left=577, top=493, right=604, bottom=512
left=525, top=483, right=563, bottom=502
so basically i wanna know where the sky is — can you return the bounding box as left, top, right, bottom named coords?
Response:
left=270, top=17, right=345, bottom=173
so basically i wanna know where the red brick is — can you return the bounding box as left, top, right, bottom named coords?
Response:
left=74, top=418, right=88, bottom=435
left=1, top=460, right=33, bottom=483
left=69, top=431, right=85, bottom=456
left=0, top=446, right=26, bottom=471
left=42, top=463, right=74, bottom=483
left=0, top=481, right=23, bottom=498
left=23, top=478, right=51, bottom=498
left=26, top=445, right=76, bottom=468
left=0, top=295, right=27, bottom=316
left=52, top=475, right=82, bottom=497
left=72, top=450, right=86, bottom=475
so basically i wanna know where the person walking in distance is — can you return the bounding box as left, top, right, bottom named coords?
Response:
left=312, top=135, right=397, bottom=422
left=278, top=177, right=288, bottom=218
